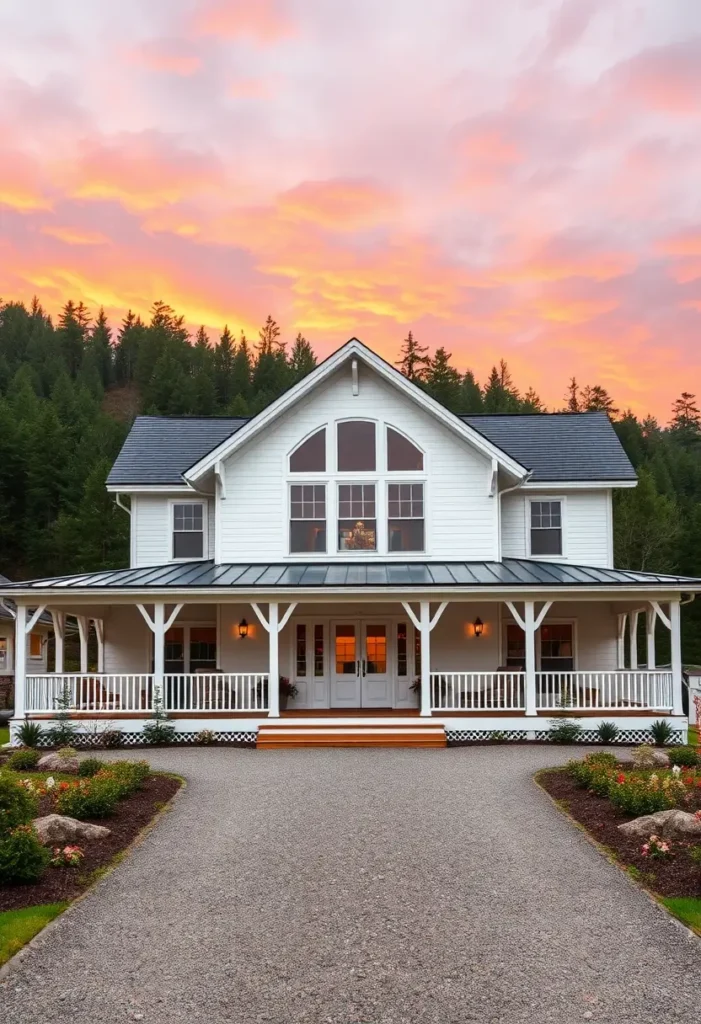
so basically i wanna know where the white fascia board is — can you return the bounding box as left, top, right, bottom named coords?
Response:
left=521, top=479, right=637, bottom=491
left=105, top=484, right=210, bottom=495
left=183, top=338, right=529, bottom=483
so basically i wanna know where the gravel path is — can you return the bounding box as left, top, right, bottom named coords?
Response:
left=2, top=745, right=699, bottom=1024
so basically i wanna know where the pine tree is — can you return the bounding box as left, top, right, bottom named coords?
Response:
left=423, top=348, right=462, bottom=410
left=114, top=311, right=145, bottom=385
left=214, top=326, right=235, bottom=407
left=87, top=307, right=113, bottom=388
left=57, top=300, right=89, bottom=377
left=565, top=377, right=580, bottom=412
left=614, top=468, right=680, bottom=572
left=289, top=333, right=317, bottom=383
left=231, top=333, right=252, bottom=400
left=460, top=370, right=483, bottom=412
left=522, top=387, right=545, bottom=412
left=395, top=331, right=429, bottom=381
left=670, top=392, right=701, bottom=445
left=252, top=317, right=287, bottom=395
left=581, top=384, right=618, bottom=417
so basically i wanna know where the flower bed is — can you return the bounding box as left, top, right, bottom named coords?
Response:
left=538, top=753, right=701, bottom=905
left=0, top=762, right=181, bottom=914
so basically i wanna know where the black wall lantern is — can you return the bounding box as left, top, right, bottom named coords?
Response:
left=238, top=618, right=249, bottom=639
left=473, top=617, right=484, bottom=638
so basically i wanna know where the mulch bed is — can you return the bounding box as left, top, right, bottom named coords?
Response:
left=0, top=774, right=182, bottom=912
left=538, top=769, right=701, bottom=899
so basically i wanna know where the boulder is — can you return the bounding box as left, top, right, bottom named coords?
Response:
left=32, top=814, right=111, bottom=845
left=618, top=809, right=701, bottom=841
left=37, top=753, right=80, bottom=774
left=651, top=751, right=670, bottom=766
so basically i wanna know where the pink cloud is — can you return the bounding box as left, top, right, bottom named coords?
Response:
left=192, top=0, right=294, bottom=43
left=127, top=39, right=202, bottom=77
left=609, top=39, right=701, bottom=115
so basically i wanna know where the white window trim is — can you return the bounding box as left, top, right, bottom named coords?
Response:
left=526, top=496, right=567, bottom=561
left=169, top=499, right=208, bottom=563
left=288, top=482, right=328, bottom=555
left=387, top=481, right=426, bottom=554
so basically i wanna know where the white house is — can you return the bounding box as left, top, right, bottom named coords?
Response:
left=2, top=339, right=700, bottom=747
left=0, top=575, right=51, bottom=710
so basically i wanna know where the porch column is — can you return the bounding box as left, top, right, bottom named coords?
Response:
left=629, top=610, right=639, bottom=671
left=137, top=602, right=183, bottom=710
left=268, top=602, right=279, bottom=718
left=51, top=611, right=65, bottom=674
left=670, top=600, right=683, bottom=717
left=617, top=613, right=627, bottom=669
left=506, top=599, right=553, bottom=717
left=401, top=600, right=448, bottom=717
left=646, top=606, right=656, bottom=670
left=77, top=616, right=89, bottom=674
left=251, top=601, right=298, bottom=718
left=94, top=619, right=105, bottom=674
left=14, top=603, right=27, bottom=720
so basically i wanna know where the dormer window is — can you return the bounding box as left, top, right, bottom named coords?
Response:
left=387, top=427, right=423, bottom=471
left=172, top=502, right=205, bottom=559
left=290, top=428, right=326, bottom=473
left=337, top=421, right=376, bottom=471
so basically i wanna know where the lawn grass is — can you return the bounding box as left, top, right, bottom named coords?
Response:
left=661, top=897, right=701, bottom=934
left=0, top=903, right=68, bottom=966
left=0, top=726, right=9, bottom=747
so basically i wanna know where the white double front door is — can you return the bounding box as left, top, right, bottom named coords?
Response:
left=330, top=619, right=392, bottom=708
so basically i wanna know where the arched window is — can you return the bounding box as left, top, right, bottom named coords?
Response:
left=386, top=427, right=423, bottom=471
left=290, top=428, right=326, bottom=473
left=337, top=421, right=376, bottom=471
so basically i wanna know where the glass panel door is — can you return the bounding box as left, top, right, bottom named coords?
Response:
left=330, top=623, right=361, bottom=707
left=361, top=621, right=392, bottom=707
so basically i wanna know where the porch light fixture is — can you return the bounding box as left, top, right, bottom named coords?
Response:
left=473, top=618, right=484, bottom=638
left=238, top=618, right=249, bottom=639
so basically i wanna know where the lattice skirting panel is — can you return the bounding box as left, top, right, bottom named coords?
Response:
left=447, top=728, right=684, bottom=745
left=17, top=731, right=257, bottom=749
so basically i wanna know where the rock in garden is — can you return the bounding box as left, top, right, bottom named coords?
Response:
left=32, top=814, right=111, bottom=845
left=618, top=809, right=701, bottom=840
left=37, top=752, right=80, bottom=773
left=651, top=751, right=670, bottom=766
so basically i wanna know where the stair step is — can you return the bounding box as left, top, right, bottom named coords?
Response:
left=257, top=722, right=447, bottom=749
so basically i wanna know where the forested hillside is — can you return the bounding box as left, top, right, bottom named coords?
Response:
left=0, top=298, right=699, bottom=659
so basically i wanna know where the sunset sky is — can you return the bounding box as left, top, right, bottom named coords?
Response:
left=1, top=0, right=700, bottom=417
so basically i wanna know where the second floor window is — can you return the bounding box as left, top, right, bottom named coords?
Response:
left=337, top=421, right=376, bottom=471
left=388, top=483, right=424, bottom=551
left=290, top=485, right=326, bottom=552
left=530, top=500, right=562, bottom=556
left=173, top=502, right=204, bottom=559
left=338, top=484, right=376, bottom=550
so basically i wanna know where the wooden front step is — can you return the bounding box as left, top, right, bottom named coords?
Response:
left=257, top=722, right=446, bottom=749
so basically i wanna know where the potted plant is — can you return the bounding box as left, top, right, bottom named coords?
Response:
left=410, top=676, right=421, bottom=705
left=279, top=677, right=298, bottom=711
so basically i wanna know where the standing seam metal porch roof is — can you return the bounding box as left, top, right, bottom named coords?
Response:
left=2, top=559, right=699, bottom=591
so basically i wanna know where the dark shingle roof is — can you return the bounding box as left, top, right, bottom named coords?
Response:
left=2, top=559, right=698, bottom=592
left=107, top=409, right=635, bottom=487
left=107, top=417, right=248, bottom=486
left=461, top=412, right=636, bottom=482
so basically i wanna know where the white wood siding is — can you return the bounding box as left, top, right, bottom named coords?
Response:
left=131, top=495, right=210, bottom=568
left=219, top=364, right=497, bottom=562
left=500, top=490, right=612, bottom=568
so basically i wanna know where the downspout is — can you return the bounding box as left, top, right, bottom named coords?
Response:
left=497, top=470, right=533, bottom=562
left=114, top=494, right=131, bottom=516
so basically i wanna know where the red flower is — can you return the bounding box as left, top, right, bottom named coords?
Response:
left=616, top=773, right=626, bottom=784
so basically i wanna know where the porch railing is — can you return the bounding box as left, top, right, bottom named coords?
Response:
left=535, top=671, right=674, bottom=711
left=25, top=673, right=269, bottom=714
left=430, top=672, right=526, bottom=711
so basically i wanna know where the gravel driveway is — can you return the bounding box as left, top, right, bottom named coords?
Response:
left=1, top=745, right=699, bottom=1024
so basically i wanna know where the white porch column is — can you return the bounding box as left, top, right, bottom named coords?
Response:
left=524, top=601, right=537, bottom=717
left=419, top=601, right=431, bottom=718
left=629, top=610, right=639, bottom=671
left=77, top=615, right=89, bottom=674
left=617, top=613, right=628, bottom=670
left=268, top=602, right=279, bottom=718
left=646, top=606, right=656, bottom=670
left=14, top=603, right=27, bottom=719
left=94, top=619, right=105, bottom=674
left=670, top=599, right=683, bottom=717
left=153, top=602, right=165, bottom=704
left=51, top=611, right=65, bottom=674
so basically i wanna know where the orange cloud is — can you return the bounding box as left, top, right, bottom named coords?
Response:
left=0, top=154, right=51, bottom=211
left=277, top=179, right=398, bottom=230
left=193, top=0, right=294, bottom=42
left=41, top=225, right=109, bottom=246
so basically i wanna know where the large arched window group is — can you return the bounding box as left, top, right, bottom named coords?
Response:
left=288, top=421, right=425, bottom=555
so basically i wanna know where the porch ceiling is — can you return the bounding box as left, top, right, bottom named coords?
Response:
left=1, top=558, right=700, bottom=597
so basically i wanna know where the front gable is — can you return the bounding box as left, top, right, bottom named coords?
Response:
left=216, top=357, right=507, bottom=563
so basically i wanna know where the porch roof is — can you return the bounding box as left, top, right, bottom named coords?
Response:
left=2, top=558, right=700, bottom=594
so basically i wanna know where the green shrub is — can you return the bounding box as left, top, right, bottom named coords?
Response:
left=650, top=719, right=674, bottom=747
left=96, top=760, right=150, bottom=798
left=0, top=771, right=39, bottom=835
left=142, top=692, right=176, bottom=745
left=549, top=718, right=583, bottom=744
left=632, top=744, right=657, bottom=768
left=78, top=758, right=103, bottom=778
left=608, top=772, right=680, bottom=816
left=567, top=752, right=618, bottom=793
left=667, top=746, right=700, bottom=768
left=0, top=825, right=50, bottom=884
left=196, top=730, right=215, bottom=745
left=54, top=777, right=119, bottom=819
left=15, top=721, right=43, bottom=748
left=597, top=721, right=619, bottom=744
left=6, top=749, right=41, bottom=771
